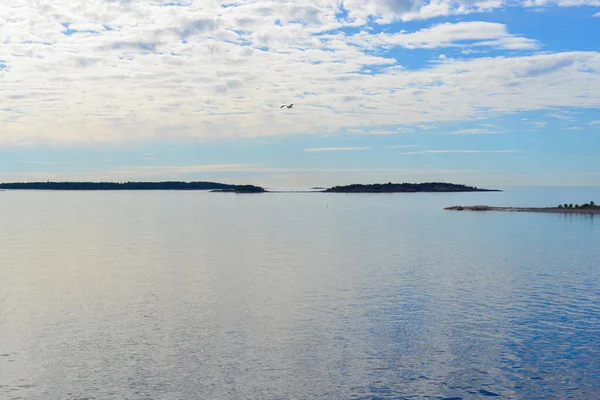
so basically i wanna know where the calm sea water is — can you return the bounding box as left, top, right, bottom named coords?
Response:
left=1, top=187, right=599, bottom=399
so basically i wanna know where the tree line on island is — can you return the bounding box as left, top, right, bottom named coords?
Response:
left=0, top=181, right=264, bottom=193
left=557, top=201, right=598, bottom=209
left=0, top=181, right=497, bottom=193
left=324, top=182, right=500, bottom=193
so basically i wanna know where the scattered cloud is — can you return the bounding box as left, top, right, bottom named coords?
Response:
left=304, top=147, right=371, bottom=152
left=120, top=164, right=258, bottom=173
left=525, top=0, right=600, bottom=7
left=401, top=150, right=521, bottom=155
left=589, top=120, right=600, bottom=125
left=117, top=165, right=473, bottom=175
left=449, top=128, right=502, bottom=134
left=347, top=127, right=409, bottom=135
left=594, top=12, right=600, bottom=17
left=338, top=21, right=538, bottom=50
left=546, top=111, right=578, bottom=121
left=416, top=125, right=439, bottom=131
left=18, top=161, right=72, bottom=165
left=530, top=121, right=548, bottom=128
left=386, top=145, right=420, bottom=148
left=341, top=0, right=505, bottom=22
left=560, top=126, right=584, bottom=130
left=0, top=1, right=598, bottom=146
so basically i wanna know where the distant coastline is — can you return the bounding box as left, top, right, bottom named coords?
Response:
left=445, top=205, right=600, bottom=214
left=0, top=181, right=499, bottom=194
left=0, top=181, right=245, bottom=191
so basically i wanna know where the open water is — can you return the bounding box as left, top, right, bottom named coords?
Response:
left=1, top=187, right=599, bottom=399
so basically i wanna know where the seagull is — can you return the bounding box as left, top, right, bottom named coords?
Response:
left=280, top=104, right=294, bottom=109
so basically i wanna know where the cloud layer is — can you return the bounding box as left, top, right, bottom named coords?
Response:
left=401, top=149, right=522, bottom=154
left=1, top=0, right=599, bottom=145
left=304, top=147, right=371, bottom=152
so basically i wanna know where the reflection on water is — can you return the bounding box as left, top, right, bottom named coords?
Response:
left=1, top=188, right=599, bottom=399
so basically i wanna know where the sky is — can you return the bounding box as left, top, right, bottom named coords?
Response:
left=1, top=0, right=599, bottom=188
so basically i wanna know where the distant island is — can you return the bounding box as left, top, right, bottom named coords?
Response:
left=324, top=182, right=500, bottom=193
left=445, top=201, right=600, bottom=214
left=211, top=185, right=266, bottom=193
left=0, top=181, right=265, bottom=192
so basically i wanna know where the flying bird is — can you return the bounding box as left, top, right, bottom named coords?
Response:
left=280, top=104, right=294, bottom=109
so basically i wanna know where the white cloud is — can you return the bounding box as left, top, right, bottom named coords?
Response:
left=347, top=127, right=411, bottom=134
left=525, top=0, right=600, bottom=6
left=386, top=145, right=420, bottom=148
left=0, top=1, right=599, bottom=146
left=340, top=21, right=538, bottom=50
left=589, top=120, right=600, bottom=125
left=546, top=111, right=578, bottom=120
left=449, top=128, right=502, bottom=134
left=530, top=121, right=548, bottom=128
left=2, top=48, right=599, bottom=145
left=341, top=0, right=504, bottom=22
left=17, top=161, right=72, bottom=165
left=401, top=149, right=521, bottom=154
left=594, top=12, right=600, bottom=16
left=120, top=165, right=470, bottom=175
left=560, top=126, right=584, bottom=130
left=121, top=164, right=259, bottom=173
left=304, top=147, right=371, bottom=152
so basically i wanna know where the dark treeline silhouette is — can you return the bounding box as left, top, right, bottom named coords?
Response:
left=325, top=182, right=500, bottom=193
left=0, top=181, right=256, bottom=191
left=558, top=201, right=598, bottom=209
left=211, top=185, right=266, bottom=193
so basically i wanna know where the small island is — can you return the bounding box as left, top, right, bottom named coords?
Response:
left=211, top=185, right=266, bottom=193
left=445, top=201, right=600, bottom=214
left=324, top=182, right=500, bottom=193
left=0, top=181, right=265, bottom=192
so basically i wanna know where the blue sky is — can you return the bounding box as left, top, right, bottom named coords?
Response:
left=1, top=1, right=599, bottom=188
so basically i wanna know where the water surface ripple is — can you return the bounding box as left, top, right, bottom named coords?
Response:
left=1, top=188, right=599, bottom=399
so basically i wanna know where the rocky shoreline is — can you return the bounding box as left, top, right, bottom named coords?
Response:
left=445, top=205, right=600, bottom=214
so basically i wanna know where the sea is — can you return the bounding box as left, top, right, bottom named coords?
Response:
left=1, top=187, right=599, bottom=399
